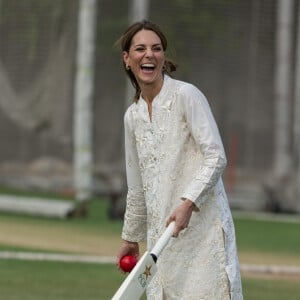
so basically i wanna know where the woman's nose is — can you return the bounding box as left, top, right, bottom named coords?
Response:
left=145, top=48, right=154, bottom=58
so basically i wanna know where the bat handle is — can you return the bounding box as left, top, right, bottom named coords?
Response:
left=150, top=221, right=175, bottom=260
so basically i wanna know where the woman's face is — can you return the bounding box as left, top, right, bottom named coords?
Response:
left=123, top=29, right=165, bottom=87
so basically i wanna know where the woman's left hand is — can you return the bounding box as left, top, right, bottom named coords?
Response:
left=166, top=199, right=195, bottom=237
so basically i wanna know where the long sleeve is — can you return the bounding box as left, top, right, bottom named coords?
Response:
left=180, top=84, right=227, bottom=209
left=121, top=109, right=147, bottom=242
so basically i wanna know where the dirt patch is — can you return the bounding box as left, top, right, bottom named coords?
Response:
left=239, top=251, right=300, bottom=266
left=242, top=271, right=300, bottom=282
left=239, top=252, right=300, bottom=280
left=0, top=218, right=147, bottom=256
left=0, top=220, right=118, bottom=255
left=1, top=217, right=299, bottom=282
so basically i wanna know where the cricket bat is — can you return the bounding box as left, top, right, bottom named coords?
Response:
left=112, top=221, right=175, bottom=300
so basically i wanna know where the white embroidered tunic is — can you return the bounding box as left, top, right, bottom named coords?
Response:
left=122, top=75, right=243, bottom=299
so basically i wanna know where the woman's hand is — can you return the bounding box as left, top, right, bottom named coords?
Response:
left=166, top=199, right=195, bottom=237
left=116, top=240, right=139, bottom=272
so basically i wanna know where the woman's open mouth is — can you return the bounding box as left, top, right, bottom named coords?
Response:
left=141, top=63, right=155, bottom=73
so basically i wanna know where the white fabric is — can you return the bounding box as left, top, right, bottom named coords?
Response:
left=122, top=76, right=243, bottom=299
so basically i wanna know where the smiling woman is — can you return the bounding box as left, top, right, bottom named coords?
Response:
left=115, top=20, right=243, bottom=299
left=124, top=30, right=164, bottom=83
left=123, top=30, right=165, bottom=120
left=117, top=20, right=177, bottom=103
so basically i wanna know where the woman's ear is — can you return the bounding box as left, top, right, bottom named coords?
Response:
left=123, top=51, right=129, bottom=66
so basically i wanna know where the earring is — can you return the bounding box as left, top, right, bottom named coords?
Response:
left=126, top=64, right=130, bottom=70
left=162, top=64, right=166, bottom=71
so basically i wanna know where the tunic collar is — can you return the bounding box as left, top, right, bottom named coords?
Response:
left=138, top=75, right=171, bottom=107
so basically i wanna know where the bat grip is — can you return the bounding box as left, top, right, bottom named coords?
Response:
left=150, top=221, right=175, bottom=260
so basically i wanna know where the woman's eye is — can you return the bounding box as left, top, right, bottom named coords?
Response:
left=153, top=47, right=162, bottom=52
left=135, top=47, right=145, bottom=52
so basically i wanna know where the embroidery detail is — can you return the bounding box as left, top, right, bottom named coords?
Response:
left=122, top=76, right=243, bottom=300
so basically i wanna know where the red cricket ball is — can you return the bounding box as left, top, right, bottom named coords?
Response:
left=119, top=255, right=137, bottom=273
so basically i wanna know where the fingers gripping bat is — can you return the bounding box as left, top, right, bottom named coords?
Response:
left=112, top=222, right=175, bottom=300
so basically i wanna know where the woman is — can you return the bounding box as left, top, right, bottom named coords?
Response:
left=116, top=20, right=243, bottom=299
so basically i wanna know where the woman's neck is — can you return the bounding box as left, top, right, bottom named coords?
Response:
left=139, top=77, right=164, bottom=104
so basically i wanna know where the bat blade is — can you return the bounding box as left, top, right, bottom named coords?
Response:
left=112, top=251, right=157, bottom=300
left=112, top=222, right=175, bottom=300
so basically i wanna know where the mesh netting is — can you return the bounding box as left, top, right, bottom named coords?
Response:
left=0, top=1, right=76, bottom=139
left=0, top=0, right=297, bottom=194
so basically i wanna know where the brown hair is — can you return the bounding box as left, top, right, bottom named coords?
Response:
left=117, top=20, right=177, bottom=102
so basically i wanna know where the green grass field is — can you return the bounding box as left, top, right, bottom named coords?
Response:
left=0, top=192, right=300, bottom=299
left=1, top=259, right=300, bottom=300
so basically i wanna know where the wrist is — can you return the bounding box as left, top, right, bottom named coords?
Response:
left=183, top=198, right=195, bottom=208
left=123, top=240, right=138, bottom=245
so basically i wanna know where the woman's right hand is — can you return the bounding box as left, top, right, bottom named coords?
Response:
left=116, top=240, right=139, bottom=272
